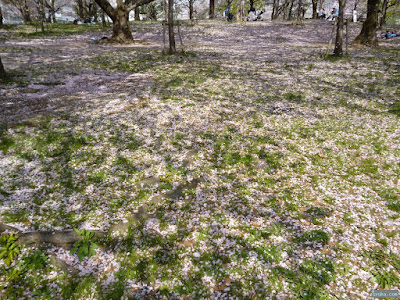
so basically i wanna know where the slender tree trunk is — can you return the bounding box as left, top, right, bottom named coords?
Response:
left=250, top=0, right=254, bottom=11
left=41, top=0, right=45, bottom=32
left=209, top=0, right=214, bottom=19
left=334, top=0, right=346, bottom=56
left=101, top=9, right=107, bottom=27
left=168, top=0, right=175, bottom=54
left=353, top=0, right=380, bottom=46
left=0, top=57, right=6, bottom=79
left=134, top=7, right=140, bottom=20
left=379, top=0, right=388, bottom=28
left=163, top=0, right=167, bottom=21
left=296, top=0, right=303, bottom=24
left=288, top=0, right=294, bottom=20
left=111, top=5, right=134, bottom=42
left=92, top=1, right=99, bottom=22
left=0, top=7, right=3, bottom=26
left=189, top=0, right=194, bottom=21
left=272, top=0, right=280, bottom=20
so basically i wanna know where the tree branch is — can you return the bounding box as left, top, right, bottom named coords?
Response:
left=94, top=0, right=116, bottom=19
left=126, top=0, right=156, bottom=12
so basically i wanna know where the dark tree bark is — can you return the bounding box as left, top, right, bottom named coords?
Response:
left=168, top=0, right=175, bottom=54
left=312, top=0, right=318, bottom=18
left=334, top=0, right=346, bottom=56
left=272, top=0, right=280, bottom=20
left=134, top=7, right=140, bottom=20
left=0, top=57, right=6, bottom=79
left=94, top=0, right=155, bottom=43
left=353, top=0, right=380, bottom=46
left=189, top=0, right=194, bottom=21
left=0, top=7, right=3, bottom=26
left=40, top=0, right=45, bottom=32
left=209, top=0, right=214, bottom=19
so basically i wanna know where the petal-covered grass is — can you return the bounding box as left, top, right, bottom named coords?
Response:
left=0, top=20, right=399, bottom=299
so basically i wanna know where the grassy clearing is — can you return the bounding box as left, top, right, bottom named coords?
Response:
left=0, top=21, right=400, bottom=299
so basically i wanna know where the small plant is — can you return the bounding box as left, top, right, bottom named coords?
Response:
left=70, top=229, right=98, bottom=261
left=0, top=232, right=20, bottom=266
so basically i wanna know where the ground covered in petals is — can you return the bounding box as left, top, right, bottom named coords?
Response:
left=0, top=20, right=400, bottom=299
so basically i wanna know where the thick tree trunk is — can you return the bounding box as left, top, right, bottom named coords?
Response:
left=168, top=0, right=176, bottom=54
left=50, top=0, right=57, bottom=23
left=312, top=0, right=318, bottom=18
left=353, top=0, right=380, bottom=46
left=134, top=7, right=140, bottom=20
left=111, top=6, right=134, bottom=43
left=334, top=0, right=346, bottom=56
left=209, top=0, right=214, bottom=19
left=0, top=57, right=6, bottom=79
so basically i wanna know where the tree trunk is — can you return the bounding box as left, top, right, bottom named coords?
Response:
left=189, top=0, right=194, bottom=21
left=379, top=0, right=388, bottom=28
left=353, top=0, right=380, bottom=46
left=41, top=0, right=45, bottom=32
left=0, top=57, right=6, bottom=79
left=23, top=0, right=32, bottom=23
left=334, top=0, right=346, bottom=56
left=209, top=0, right=214, bottom=19
left=312, top=0, right=318, bottom=18
left=101, top=9, right=107, bottom=27
left=111, top=6, right=134, bottom=43
left=50, top=0, right=57, bottom=23
left=168, top=0, right=176, bottom=54
left=272, top=0, right=280, bottom=20
left=77, top=0, right=85, bottom=19
left=134, top=7, right=140, bottom=20
left=296, top=0, right=303, bottom=24
left=288, top=0, right=294, bottom=20
left=250, top=0, right=254, bottom=11
left=0, top=7, right=3, bottom=26
left=92, top=1, right=99, bottom=22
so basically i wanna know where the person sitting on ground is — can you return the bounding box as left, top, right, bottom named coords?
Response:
left=385, top=31, right=399, bottom=39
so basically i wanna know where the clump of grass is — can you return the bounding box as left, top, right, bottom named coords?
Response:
left=296, top=230, right=330, bottom=246
left=363, top=247, right=400, bottom=289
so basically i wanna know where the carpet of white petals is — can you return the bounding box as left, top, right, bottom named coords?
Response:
left=0, top=20, right=399, bottom=299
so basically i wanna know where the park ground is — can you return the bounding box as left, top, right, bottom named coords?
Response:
left=0, top=20, right=400, bottom=299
